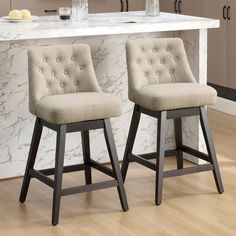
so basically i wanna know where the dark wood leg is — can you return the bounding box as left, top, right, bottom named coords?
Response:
left=52, top=124, right=67, bottom=226
left=104, top=119, right=129, bottom=211
left=121, top=105, right=141, bottom=181
left=174, top=118, right=184, bottom=169
left=199, top=107, right=224, bottom=194
left=19, top=118, right=43, bottom=203
left=155, top=111, right=167, bottom=205
left=81, top=130, right=92, bottom=185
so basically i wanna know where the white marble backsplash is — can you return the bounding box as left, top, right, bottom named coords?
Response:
left=0, top=30, right=204, bottom=179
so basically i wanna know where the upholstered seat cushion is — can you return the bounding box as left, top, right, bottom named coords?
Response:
left=133, top=83, right=217, bottom=111
left=34, top=92, right=122, bottom=124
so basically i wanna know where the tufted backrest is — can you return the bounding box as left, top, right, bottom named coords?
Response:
left=28, top=44, right=101, bottom=115
left=126, top=38, right=196, bottom=101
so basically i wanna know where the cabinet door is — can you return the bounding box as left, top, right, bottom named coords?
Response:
left=202, top=0, right=228, bottom=87
left=127, top=0, right=145, bottom=11
left=11, top=0, right=71, bottom=16
left=227, top=0, right=236, bottom=89
left=0, top=0, right=10, bottom=17
left=89, top=0, right=122, bottom=13
left=160, top=0, right=176, bottom=13
left=160, top=0, right=203, bottom=16
left=180, top=0, right=203, bottom=17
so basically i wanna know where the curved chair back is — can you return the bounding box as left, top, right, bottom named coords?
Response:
left=28, top=44, right=101, bottom=114
left=126, top=38, right=196, bottom=101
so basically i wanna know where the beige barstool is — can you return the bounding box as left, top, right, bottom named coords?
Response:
left=121, top=38, right=224, bottom=205
left=19, top=44, right=128, bottom=225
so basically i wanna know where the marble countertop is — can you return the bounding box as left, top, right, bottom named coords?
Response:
left=0, top=11, right=219, bottom=41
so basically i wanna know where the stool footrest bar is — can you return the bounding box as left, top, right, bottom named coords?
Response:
left=139, top=149, right=178, bottom=160
left=179, top=144, right=211, bottom=163
left=164, top=164, right=214, bottom=178
left=89, top=160, right=115, bottom=178
left=129, top=153, right=214, bottom=178
left=129, top=154, right=156, bottom=171
left=61, top=180, right=118, bottom=196
left=40, top=164, right=86, bottom=176
left=30, top=169, right=54, bottom=188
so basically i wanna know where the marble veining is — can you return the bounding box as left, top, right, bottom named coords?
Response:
left=0, top=12, right=218, bottom=179
left=0, top=12, right=219, bottom=42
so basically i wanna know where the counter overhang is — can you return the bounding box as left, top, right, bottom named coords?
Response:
left=0, top=12, right=219, bottom=42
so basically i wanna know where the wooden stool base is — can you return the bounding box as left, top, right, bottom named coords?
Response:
left=19, top=118, right=128, bottom=226
left=121, top=105, right=224, bottom=205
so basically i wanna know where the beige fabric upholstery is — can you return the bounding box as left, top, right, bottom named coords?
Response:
left=28, top=44, right=121, bottom=124
left=135, top=83, right=217, bottom=111
left=35, top=92, right=122, bottom=124
left=126, top=38, right=217, bottom=111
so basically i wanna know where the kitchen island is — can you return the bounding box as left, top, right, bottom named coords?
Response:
left=0, top=11, right=219, bottom=179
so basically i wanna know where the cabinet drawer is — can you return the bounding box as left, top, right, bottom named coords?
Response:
left=127, top=0, right=145, bottom=11
left=159, top=0, right=175, bottom=13
left=0, top=0, right=11, bottom=17
left=89, top=0, right=122, bottom=13
left=11, top=0, right=122, bottom=16
left=11, top=0, right=72, bottom=16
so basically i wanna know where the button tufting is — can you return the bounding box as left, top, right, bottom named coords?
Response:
left=80, top=65, right=85, bottom=70
left=46, top=82, right=50, bottom=87
left=175, top=57, right=179, bottom=62
left=60, top=83, right=64, bottom=87
left=56, top=58, right=60, bottom=62
left=71, top=56, right=75, bottom=61
left=43, top=58, right=47, bottom=62
left=148, top=60, right=152, bottom=65
left=156, top=71, right=160, bottom=76
left=166, top=47, right=171, bottom=52
left=39, top=68, right=43, bottom=73
left=51, top=71, right=55, bottom=76
left=169, top=69, right=174, bottom=74
left=74, top=81, right=79, bottom=86
left=64, top=70, right=68, bottom=75
left=152, top=48, right=157, bottom=53
left=160, top=59, right=165, bottom=64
